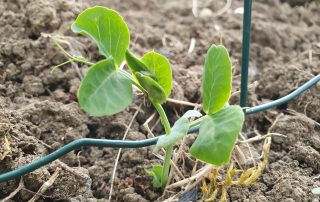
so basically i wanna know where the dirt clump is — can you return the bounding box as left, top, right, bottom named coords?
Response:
left=1, top=0, right=320, bottom=201
left=0, top=97, right=92, bottom=200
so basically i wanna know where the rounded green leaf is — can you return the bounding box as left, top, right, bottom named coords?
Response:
left=182, top=110, right=202, bottom=119
left=141, top=51, right=172, bottom=97
left=156, top=110, right=202, bottom=150
left=146, top=165, right=163, bottom=188
left=125, top=50, right=150, bottom=75
left=125, top=50, right=172, bottom=100
left=135, top=72, right=167, bottom=104
left=156, top=117, right=188, bottom=150
left=202, top=45, right=232, bottom=115
left=189, top=105, right=244, bottom=165
left=78, top=58, right=133, bottom=116
left=71, top=6, right=130, bottom=66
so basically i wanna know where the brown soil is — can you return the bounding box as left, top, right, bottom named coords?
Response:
left=0, top=0, right=319, bottom=201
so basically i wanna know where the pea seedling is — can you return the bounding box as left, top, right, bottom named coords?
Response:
left=69, top=6, right=244, bottom=189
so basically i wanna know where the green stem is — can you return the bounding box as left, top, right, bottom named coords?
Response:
left=189, top=116, right=205, bottom=128
left=152, top=102, right=171, bottom=134
left=152, top=102, right=172, bottom=189
left=72, top=57, right=94, bottom=65
left=52, top=38, right=146, bottom=95
left=161, top=145, right=173, bottom=188
left=51, top=60, right=72, bottom=72
left=51, top=35, right=95, bottom=66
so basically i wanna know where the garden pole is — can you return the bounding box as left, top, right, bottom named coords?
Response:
left=240, top=0, right=253, bottom=107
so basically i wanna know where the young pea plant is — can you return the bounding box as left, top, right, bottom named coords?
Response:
left=70, top=6, right=244, bottom=190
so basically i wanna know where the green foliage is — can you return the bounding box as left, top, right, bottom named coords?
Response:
left=72, top=6, right=130, bottom=66
left=125, top=50, right=172, bottom=103
left=78, top=58, right=132, bottom=116
left=189, top=45, right=243, bottom=166
left=156, top=110, right=202, bottom=150
left=72, top=6, right=172, bottom=115
left=189, top=106, right=244, bottom=165
left=146, top=165, right=163, bottom=188
left=135, top=72, right=167, bottom=104
left=68, top=5, right=245, bottom=191
left=125, top=50, right=150, bottom=75
left=141, top=51, right=172, bottom=97
left=202, top=45, right=232, bottom=115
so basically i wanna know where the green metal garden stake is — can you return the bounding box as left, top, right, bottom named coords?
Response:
left=240, top=0, right=253, bottom=107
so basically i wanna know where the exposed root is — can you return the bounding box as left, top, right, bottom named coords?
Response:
left=231, top=81, right=258, bottom=98
left=233, top=145, right=248, bottom=167
left=166, top=164, right=213, bottom=189
left=0, top=122, right=12, bottom=161
left=201, top=137, right=272, bottom=201
left=152, top=152, right=186, bottom=182
left=1, top=135, right=11, bottom=160
left=46, top=34, right=90, bottom=80
left=171, top=159, right=185, bottom=181
left=192, top=0, right=198, bottom=17
left=212, top=0, right=232, bottom=18
left=167, top=104, right=200, bottom=189
left=28, top=168, right=61, bottom=202
left=238, top=132, right=256, bottom=167
left=0, top=178, right=24, bottom=202
left=143, top=112, right=156, bottom=136
left=54, top=160, right=92, bottom=200
left=109, top=104, right=142, bottom=201
left=167, top=98, right=200, bottom=107
left=187, top=38, right=196, bottom=54
left=238, top=132, right=286, bottom=144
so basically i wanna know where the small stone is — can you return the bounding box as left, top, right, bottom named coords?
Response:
left=22, top=75, right=45, bottom=95
left=199, top=8, right=213, bottom=18
left=123, top=193, right=147, bottom=202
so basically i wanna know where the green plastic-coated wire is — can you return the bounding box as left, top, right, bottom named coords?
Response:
left=245, top=74, right=320, bottom=115
left=240, top=0, right=253, bottom=107
left=0, top=138, right=160, bottom=183
left=0, top=74, right=318, bottom=182
left=1, top=0, right=319, bottom=184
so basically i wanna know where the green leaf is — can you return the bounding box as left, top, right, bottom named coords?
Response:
left=156, top=110, right=202, bottom=150
left=71, top=6, right=130, bottom=66
left=141, top=51, right=172, bottom=97
left=156, top=117, right=188, bottom=150
left=135, top=72, right=167, bottom=104
left=125, top=50, right=151, bottom=76
left=146, top=165, right=163, bottom=188
left=78, top=58, right=132, bottom=116
left=182, top=110, right=202, bottom=119
left=125, top=50, right=172, bottom=99
left=202, top=45, right=232, bottom=115
left=189, top=106, right=244, bottom=165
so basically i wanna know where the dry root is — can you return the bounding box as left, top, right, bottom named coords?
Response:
left=1, top=135, right=11, bottom=160
left=201, top=137, right=271, bottom=202
left=28, top=168, right=62, bottom=202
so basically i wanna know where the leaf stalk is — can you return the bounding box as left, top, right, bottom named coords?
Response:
left=152, top=101, right=172, bottom=188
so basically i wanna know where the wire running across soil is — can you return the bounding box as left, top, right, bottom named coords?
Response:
left=0, top=74, right=319, bottom=182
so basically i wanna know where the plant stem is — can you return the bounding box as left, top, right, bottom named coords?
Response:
left=161, top=145, right=173, bottom=188
left=51, top=60, right=72, bottom=72
left=152, top=102, right=171, bottom=135
left=51, top=35, right=95, bottom=66
left=152, top=102, right=172, bottom=189
left=189, top=116, right=205, bottom=128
